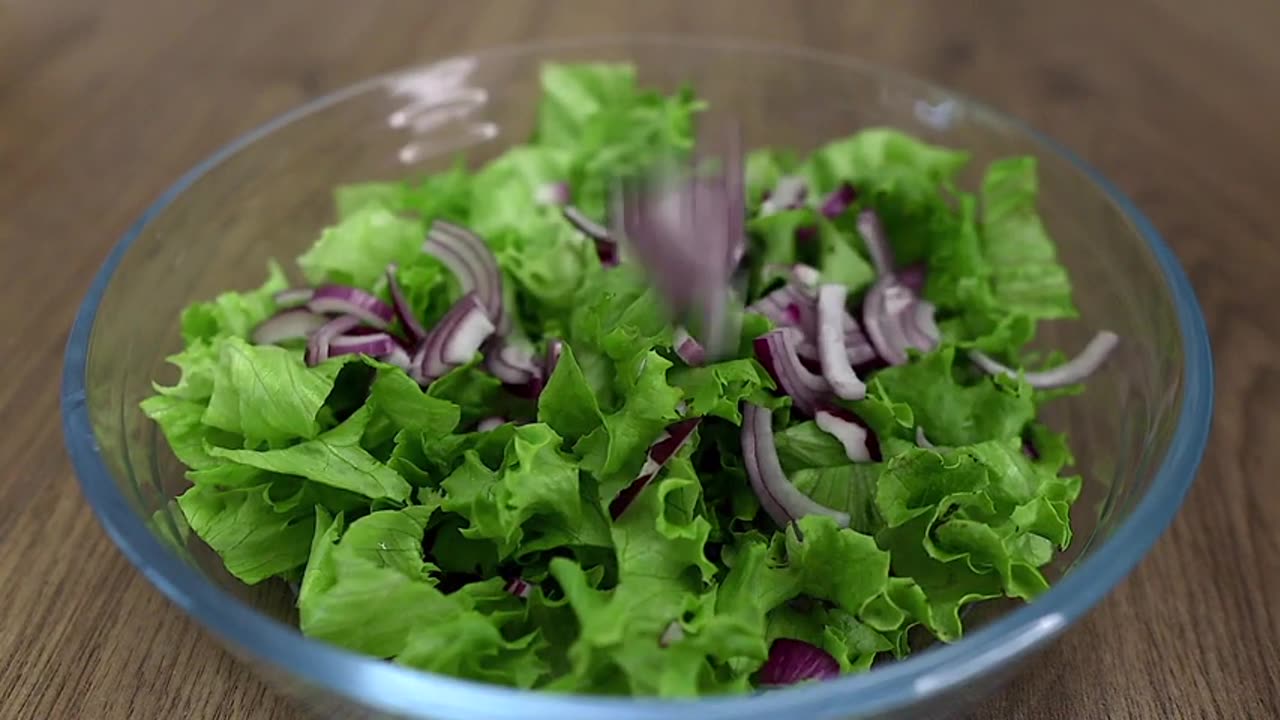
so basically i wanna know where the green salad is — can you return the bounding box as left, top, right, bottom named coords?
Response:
left=142, top=62, right=1117, bottom=695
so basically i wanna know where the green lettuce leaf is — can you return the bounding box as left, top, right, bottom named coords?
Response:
left=668, top=358, right=773, bottom=424
left=177, top=477, right=316, bottom=584
left=537, top=343, right=605, bottom=442
left=298, top=206, right=424, bottom=288
left=201, top=338, right=350, bottom=444
left=575, top=350, right=684, bottom=482
left=978, top=157, right=1076, bottom=322
left=870, top=345, right=1035, bottom=446
left=208, top=405, right=411, bottom=502
left=179, top=262, right=287, bottom=344
left=441, top=424, right=610, bottom=560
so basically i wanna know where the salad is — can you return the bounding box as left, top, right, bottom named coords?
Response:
left=141, top=62, right=1117, bottom=696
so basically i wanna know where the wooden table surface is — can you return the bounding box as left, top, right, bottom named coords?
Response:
left=2, top=1, right=1278, bottom=718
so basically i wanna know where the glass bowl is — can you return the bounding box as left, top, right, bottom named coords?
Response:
left=60, top=37, right=1213, bottom=720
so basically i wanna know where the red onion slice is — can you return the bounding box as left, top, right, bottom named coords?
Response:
left=742, top=403, right=850, bottom=528
left=477, top=416, right=507, bottom=433
left=562, top=205, right=610, bottom=242
left=673, top=327, right=707, bottom=366
left=759, top=176, right=808, bottom=216
left=815, top=284, right=867, bottom=400
left=273, top=288, right=315, bottom=309
left=383, top=345, right=413, bottom=372
left=970, top=331, right=1119, bottom=389
left=758, top=639, right=840, bottom=686
left=916, top=426, right=936, bottom=449
left=898, top=263, right=926, bottom=294
left=442, top=308, right=496, bottom=364
left=544, top=338, right=564, bottom=379
left=754, top=329, right=831, bottom=416
left=386, top=265, right=426, bottom=343
left=609, top=418, right=701, bottom=520
left=252, top=308, right=329, bottom=346
left=425, top=220, right=508, bottom=336
left=484, top=336, right=542, bottom=386
left=414, top=292, right=494, bottom=383
left=856, top=209, right=895, bottom=278
left=504, top=577, right=532, bottom=598
left=815, top=408, right=874, bottom=462
left=862, top=278, right=940, bottom=366
left=658, top=621, right=685, bottom=648
left=535, top=181, right=571, bottom=207
left=305, top=315, right=363, bottom=367
left=561, top=206, right=618, bottom=267
left=819, top=182, right=857, bottom=219
left=328, top=332, right=400, bottom=359
left=307, top=285, right=395, bottom=329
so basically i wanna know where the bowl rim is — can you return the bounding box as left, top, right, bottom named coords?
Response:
left=60, top=34, right=1214, bottom=719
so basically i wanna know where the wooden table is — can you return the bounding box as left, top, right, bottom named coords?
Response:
left=2, top=1, right=1277, bottom=718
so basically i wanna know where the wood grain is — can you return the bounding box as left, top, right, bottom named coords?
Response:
left=1, top=1, right=1277, bottom=718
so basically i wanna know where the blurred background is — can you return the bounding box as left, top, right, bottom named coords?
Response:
left=1, top=1, right=1276, bottom=719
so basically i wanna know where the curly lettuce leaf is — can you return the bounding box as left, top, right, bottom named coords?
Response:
left=298, top=206, right=424, bottom=288
left=870, top=345, right=1035, bottom=447
left=575, top=350, right=684, bottom=485
left=176, top=477, right=317, bottom=584
left=179, top=262, right=287, bottom=344
left=209, top=405, right=411, bottom=502
left=441, top=424, right=611, bottom=560
left=668, top=358, right=773, bottom=424
left=200, top=338, right=350, bottom=444
left=537, top=343, right=605, bottom=442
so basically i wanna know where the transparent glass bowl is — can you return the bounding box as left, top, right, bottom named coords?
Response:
left=60, top=37, right=1213, bottom=720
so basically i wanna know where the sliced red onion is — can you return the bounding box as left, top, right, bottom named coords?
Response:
left=819, top=181, right=857, bottom=219
left=758, top=639, right=840, bottom=686
left=723, top=124, right=747, bottom=271
left=898, top=263, right=926, bottom=294
left=609, top=418, right=701, bottom=520
left=504, top=577, right=532, bottom=599
left=856, top=209, right=895, bottom=278
left=815, top=284, right=867, bottom=400
left=743, top=403, right=850, bottom=528
left=425, top=220, right=508, bottom=335
left=562, top=205, right=610, bottom=242
left=535, top=181, right=571, bottom=207
left=750, top=284, right=876, bottom=364
left=386, top=265, right=426, bottom=343
left=862, top=278, right=940, bottom=366
left=443, top=309, right=495, bottom=364
left=790, top=264, right=821, bottom=291
left=916, top=426, right=936, bottom=449
left=328, top=332, right=400, bottom=359
left=305, top=315, right=363, bottom=366
left=754, top=329, right=831, bottom=416
left=252, top=308, right=329, bottom=346
left=615, top=135, right=740, bottom=359
left=970, top=331, right=1120, bottom=389
left=673, top=327, right=707, bottom=366
left=414, top=292, right=494, bottom=383
left=760, top=176, right=808, bottom=216
left=562, top=206, right=619, bottom=267
left=544, top=338, right=563, bottom=379
left=273, top=288, right=314, bottom=309
left=477, top=416, right=507, bottom=433
left=659, top=621, right=685, bottom=648
left=815, top=408, right=873, bottom=462
left=307, top=285, right=395, bottom=329
left=484, top=336, right=542, bottom=386
left=383, top=345, right=413, bottom=372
